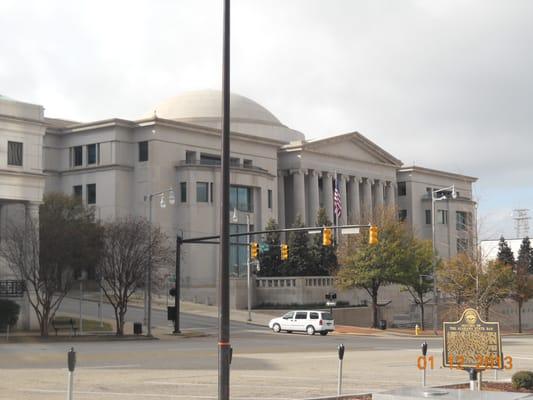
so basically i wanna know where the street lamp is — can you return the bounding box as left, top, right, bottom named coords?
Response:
left=144, top=187, right=175, bottom=336
left=232, top=207, right=252, bottom=322
left=431, top=184, right=456, bottom=334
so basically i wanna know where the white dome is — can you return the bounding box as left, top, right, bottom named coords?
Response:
left=145, top=89, right=304, bottom=143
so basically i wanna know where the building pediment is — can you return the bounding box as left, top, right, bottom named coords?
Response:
left=286, top=132, right=402, bottom=167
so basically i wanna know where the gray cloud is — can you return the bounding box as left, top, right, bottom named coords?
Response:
left=1, top=0, right=531, bottom=236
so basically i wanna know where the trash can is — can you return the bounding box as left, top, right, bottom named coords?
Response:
left=133, top=322, right=142, bottom=335
left=379, top=320, right=387, bottom=330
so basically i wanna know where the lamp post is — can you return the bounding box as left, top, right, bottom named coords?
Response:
left=144, top=187, right=175, bottom=337
left=431, top=184, right=456, bottom=335
left=232, top=208, right=252, bottom=322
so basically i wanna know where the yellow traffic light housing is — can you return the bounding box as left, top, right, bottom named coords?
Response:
left=323, top=227, right=333, bottom=246
left=281, top=243, right=289, bottom=260
left=369, top=225, right=378, bottom=245
left=250, top=242, right=259, bottom=259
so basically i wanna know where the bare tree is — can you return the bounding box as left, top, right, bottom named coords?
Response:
left=97, top=217, right=172, bottom=336
left=0, top=195, right=102, bottom=337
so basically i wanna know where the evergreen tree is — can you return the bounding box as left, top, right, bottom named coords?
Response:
left=280, top=215, right=311, bottom=276
left=517, top=237, right=532, bottom=273
left=257, top=218, right=282, bottom=277
left=309, top=208, right=338, bottom=276
left=512, top=237, right=533, bottom=332
left=497, top=236, right=515, bottom=267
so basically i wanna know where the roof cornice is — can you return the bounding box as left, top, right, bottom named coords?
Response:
left=398, top=165, right=478, bottom=182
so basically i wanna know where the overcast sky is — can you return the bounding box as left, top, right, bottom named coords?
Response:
left=1, top=0, right=532, bottom=239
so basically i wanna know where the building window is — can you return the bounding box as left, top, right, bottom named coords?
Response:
left=437, top=209, right=448, bottom=224
left=425, top=209, right=432, bottom=225
left=7, top=141, right=23, bottom=166
left=73, top=146, right=83, bottom=166
left=185, top=150, right=196, bottom=164
left=399, top=209, right=407, bottom=221
left=73, top=185, right=83, bottom=200
left=456, top=211, right=471, bottom=231
left=230, top=157, right=240, bottom=167
left=180, top=182, right=187, bottom=203
left=230, top=185, right=253, bottom=212
left=243, top=159, right=253, bottom=168
left=87, top=184, right=96, bottom=205
left=457, top=238, right=469, bottom=253
left=268, top=189, right=272, bottom=209
left=87, top=144, right=98, bottom=165
left=200, top=153, right=220, bottom=165
left=230, top=223, right=253, bottom=276
left=196, top=182, right=209, bottom=203
left=398, top=181, right=406, bottom=196
left=139, top=141, right=148, bottom=162
left=210, top=182, right=214, bottom=203
left=426, top=187, right=432, bottom=195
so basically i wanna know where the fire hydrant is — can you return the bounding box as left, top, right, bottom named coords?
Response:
left=415, top=324, right=420, bottom=336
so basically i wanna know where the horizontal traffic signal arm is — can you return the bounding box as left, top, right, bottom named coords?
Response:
left=180, top=224, right=372, bottom=244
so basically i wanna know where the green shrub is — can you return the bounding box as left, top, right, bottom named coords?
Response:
left=512, top=371, right=533, bottom=390
left=0, top=299, right=20, bottom=328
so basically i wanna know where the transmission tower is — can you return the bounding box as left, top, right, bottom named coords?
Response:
left=512, top=209, right=530, bottom=238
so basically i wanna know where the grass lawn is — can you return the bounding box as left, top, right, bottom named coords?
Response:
left=52, top=316, right=113, bottom=333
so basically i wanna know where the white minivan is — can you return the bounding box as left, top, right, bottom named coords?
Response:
left=268, top=310, right=335, bottom=335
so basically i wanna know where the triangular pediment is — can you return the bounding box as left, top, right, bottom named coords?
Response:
left=302, top=132, right=402, bottom=166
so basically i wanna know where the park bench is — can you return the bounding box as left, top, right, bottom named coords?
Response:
left=52, top=318, right=78, bottom=336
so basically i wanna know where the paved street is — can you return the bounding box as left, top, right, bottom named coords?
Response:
left=1, top=299, right=533, bottom=400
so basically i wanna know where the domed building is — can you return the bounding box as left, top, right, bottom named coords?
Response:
left=1, top=90, right=477, bottom=326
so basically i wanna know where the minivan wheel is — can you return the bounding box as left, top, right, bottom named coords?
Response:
left=320, top=331, right=328, bottom=336
left=306, top=325, right=315, bottom=335
left=272, top=323, right=281, bottom=333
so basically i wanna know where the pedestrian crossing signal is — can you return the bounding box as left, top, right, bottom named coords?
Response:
left=250, top=242, right=259, bottom=259
left=281, top=244, right=289, bottom=260
left=369, top=225, right=378, bottom=245
left=323, top=228, right=333, bottom=246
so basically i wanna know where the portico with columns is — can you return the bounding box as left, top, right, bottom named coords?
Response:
left=278, top=132, right=402, bottom=228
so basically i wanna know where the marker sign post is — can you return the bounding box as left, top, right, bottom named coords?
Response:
left=443, top=308, right=503, bottom=390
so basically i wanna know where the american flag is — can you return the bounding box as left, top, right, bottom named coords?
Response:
left=334, top=179, right=342, bottom=219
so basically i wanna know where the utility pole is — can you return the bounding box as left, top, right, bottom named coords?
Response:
left=218, top=0, right=231, bottom=398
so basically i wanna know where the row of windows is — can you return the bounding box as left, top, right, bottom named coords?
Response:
left=70, top=144, right=100, bottom=167
left=7, top=141, right=23, bottom=166
left=73, top=184, right=96, bottom=205
left=397, top=182, right=464, bottom=199
left=399, top=209, right=473, bottom=229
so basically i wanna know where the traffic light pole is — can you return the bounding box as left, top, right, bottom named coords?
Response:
left=174, top=235, right=181, bottom=334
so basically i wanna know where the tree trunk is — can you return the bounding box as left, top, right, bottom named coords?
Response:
left=40, top=310, right=50, bottom=337
left=518, top=300, right=523, bottom=334
left=114, top=307, right=121, bottom=336
left=371, top=291, right=378, bottom=329
left=420, top=302, right=425, bottom=331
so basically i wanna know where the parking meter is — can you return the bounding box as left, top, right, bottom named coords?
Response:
left=421, top=342, right=428, bottom=357
left=67, top=347, right=76, bottom=400
left=337, top=344, right=345, bottom=360
left=68, top=347, right=76, bottom=372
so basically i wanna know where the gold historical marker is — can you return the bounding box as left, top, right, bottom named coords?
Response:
left=443, top=308, right=505, bottom=370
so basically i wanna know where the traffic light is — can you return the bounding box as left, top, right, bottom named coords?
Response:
left=250, top=242, right=259, bottom=259
left=323, top=227, right=333, bottom=246
left=169, top=287, right=176, bottom=297
left=281, top=244, right=289, bottom=260
left=369, top=225, right=378, bottom=245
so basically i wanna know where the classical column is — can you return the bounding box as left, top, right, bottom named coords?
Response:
left=362, top=178, right=373, bottom=222
left=348, top=176, right=361, bottom=224
left=322, top=172, right=334, bottom=223
left=292, top=169, right=306, bottom=224
left=374, top=179, right=385, bottom=211
left=277, top=171, right=286, bottom=228
left=386, top=181, right=396, bottom=209
left=308, top=170, right=320, bottom=225
left=339, top=175, right=347, bottom=225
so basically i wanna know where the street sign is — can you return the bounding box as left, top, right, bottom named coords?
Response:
left=443, top=308, right=503, bottom=369
left=326, top=301, right=337, bottom=307
left=259, top=243, right=269, bottom=252
left=341, top=227, right=360, bottom=235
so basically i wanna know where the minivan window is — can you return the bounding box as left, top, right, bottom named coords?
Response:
left=321, top=313, right=333, bottom=320
left=295, top=312, right=308, bottom=320
left=283, top=312, right=294, bottom=320
left=310, top=312, right=319, bottom=319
